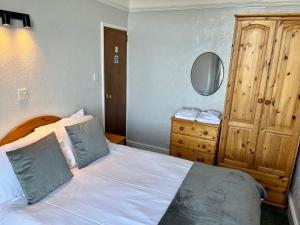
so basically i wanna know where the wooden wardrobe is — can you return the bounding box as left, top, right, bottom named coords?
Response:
left=218, top=14, right=300, bottom=208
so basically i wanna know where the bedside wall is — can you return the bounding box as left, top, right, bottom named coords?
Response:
left=0, top=0, right=128, bottom=139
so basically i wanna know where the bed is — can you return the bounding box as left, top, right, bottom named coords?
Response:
left=0, top=115, right=266, bottom=225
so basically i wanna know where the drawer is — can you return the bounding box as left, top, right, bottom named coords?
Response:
left=171, top=133, right=217, bottom=154
left=264, top=191, right=286, bottom=206
left=172, top=120, right=219, bottom=141
left=170, top=145, right=216, bottom=165
left=262, top=183, right=287, bottom=196
left=219, top=163, right=289, bottom=188
left=253, top=173, right=287, bottom=206
left=219, top=163, right=289, bottom=207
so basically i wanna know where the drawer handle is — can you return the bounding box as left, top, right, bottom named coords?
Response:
left=178, top=139, right=183, bottom=144
left=204, top=131, right=208, bottom=135
left=202, top=145, right=207, bottom=149
left=179, top=126, right=184, bottom=131
left=265, top=100, right=271, bottom=105
left=258, top=98, right=264, bottom=104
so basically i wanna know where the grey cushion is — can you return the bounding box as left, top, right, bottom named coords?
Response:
left=6, top=133, right=73, bottom=204
left=65, top=118, right=109, bottom=169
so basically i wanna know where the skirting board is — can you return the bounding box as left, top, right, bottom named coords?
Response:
left=289, top=193, right=299, bottom=225
left=126, top=140, right=169, bottom=155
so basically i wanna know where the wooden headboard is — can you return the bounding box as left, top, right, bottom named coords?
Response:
left=0, top=116, right=61, bottom=146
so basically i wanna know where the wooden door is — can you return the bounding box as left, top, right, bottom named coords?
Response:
left=104, top=27, right=127, bottom=136
left=255, top=21, right=300, bottom=177
left=218, top=20, right=277, bottom=168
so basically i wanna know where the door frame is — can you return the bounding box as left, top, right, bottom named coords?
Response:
left=100, top=22, right=128, bottom=133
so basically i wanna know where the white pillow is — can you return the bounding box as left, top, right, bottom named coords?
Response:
left=0, top=131, right=47, bottom=205
left=33, top=109, right=86, bottom=131
left=70, top=109, right=85, bottom=119
left=35, top=115, right=94, bottom=168
left=0, top=151, right=24, bottom=206
left=55, top=115, right=93, bottom=127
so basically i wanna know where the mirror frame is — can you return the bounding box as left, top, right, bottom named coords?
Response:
left=191, top=52, right=224, bottom=96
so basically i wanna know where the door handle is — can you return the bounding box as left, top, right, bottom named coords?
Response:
left=258, top=98, right=264, bottom=104
left=106, top=93, right=113, bottom=99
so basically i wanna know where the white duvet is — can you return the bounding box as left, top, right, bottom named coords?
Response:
left=0, top=144, right=192, bottom=225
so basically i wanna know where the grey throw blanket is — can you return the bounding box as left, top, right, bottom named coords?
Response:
left=159, top=163, right=266, bottom=225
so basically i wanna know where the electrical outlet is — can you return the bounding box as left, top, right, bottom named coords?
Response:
left=18, top=88, right=29, bottom=101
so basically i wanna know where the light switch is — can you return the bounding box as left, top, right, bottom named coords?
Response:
left=18, top=88, right=29, bottom=101
left=92, top=73, right=97, bottom=81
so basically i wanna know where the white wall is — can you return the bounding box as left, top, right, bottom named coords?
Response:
left=0, top=0, right=128, bottom=138
left=127, top=9, right=232, bottom=149
left=291, top=154, right=300, bottom=224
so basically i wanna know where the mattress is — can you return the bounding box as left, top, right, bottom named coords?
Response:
left=0, top=144, right=192, bottom=225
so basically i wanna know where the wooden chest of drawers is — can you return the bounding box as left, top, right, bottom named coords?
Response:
left=169, top=117, right=221, bottom=165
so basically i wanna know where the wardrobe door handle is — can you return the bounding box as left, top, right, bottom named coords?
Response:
left=265, top=100, right=271, bottom=105
left=106, top=93, right=112, bottom=99
left=258, top=98, right=264, bottom=104
left=179, top=126, right=184, bottom=131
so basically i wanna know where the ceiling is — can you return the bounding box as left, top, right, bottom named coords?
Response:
left=96, top=0, right=300, bottom=11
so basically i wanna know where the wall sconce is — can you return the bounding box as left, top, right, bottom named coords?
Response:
left=0, top=10, right=31, bottom=28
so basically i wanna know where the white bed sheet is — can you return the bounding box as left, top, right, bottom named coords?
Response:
left=0, top=144, right=192, bottom=225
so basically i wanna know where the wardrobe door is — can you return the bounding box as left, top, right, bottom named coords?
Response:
left=219, top=20, right=277, bottom=168
left=255, top=21, right=300, bottom=177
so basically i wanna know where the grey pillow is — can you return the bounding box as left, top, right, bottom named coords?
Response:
left=65, top=118, right=109, bottom=169
left=6, top=133, right=73, bottom=204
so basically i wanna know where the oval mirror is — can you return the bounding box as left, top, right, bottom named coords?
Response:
left=191, top=52, right=224, bottom=96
